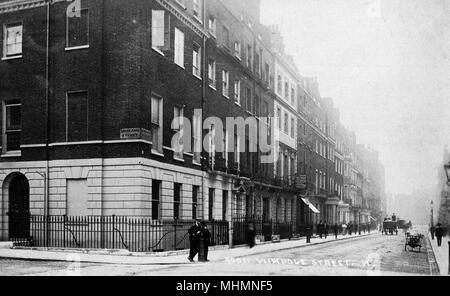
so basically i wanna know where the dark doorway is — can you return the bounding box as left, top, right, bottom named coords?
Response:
left=8, top=174, right=30, bottom=239
left=262, top=198, right=270, bottom=222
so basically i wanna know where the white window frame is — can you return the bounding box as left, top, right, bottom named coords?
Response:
left=3, top=22, right=23, bottom=59
left=209, top=123, right=216, bottom=167
left=234, top=80, right=241, bottom=105
left=222, top=70, right=229, bottom=98
left=193, top=0, right=203, bottom=22
left=174, top=27, right=185, bottom=68
left=291, top=86, right=295, bottom=105
left=66, top=8, right=90, bottom=50
left=192, top=43, right=201, bottom=78
left=173, top=106, right=184, bottom=160
left=151, top=94, right=163, bottom=155
left=291, top=117, right=295, bottom=138
left=208, top=17, right=216, bottom=36
left=151, top=10, right=166, bottom=55
left=234, top=41, right=241, bottom=59
left=208, top=59, right=216, bottom=89
left=192, top=113, right=202, bottom=165
left=2, top=100, right=21, bottom=155
left=277, top=74, right=282, bottom=96
left=284, top=112, right=289, bottom=134
left=277, top=107, right=281, bottom=129
left=223, top=128, right=228, bottom=165
left=246, top=44, right=252, bottom=68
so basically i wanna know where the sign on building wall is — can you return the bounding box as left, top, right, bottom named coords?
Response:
left=296, top=175, right=307, bottom=189
left=120, top=128, right=152, bottom=141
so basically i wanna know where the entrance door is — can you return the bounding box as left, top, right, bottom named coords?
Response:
left=262, top=198, right=270, bottom=222
left=8, top=174, right=30, bottom=239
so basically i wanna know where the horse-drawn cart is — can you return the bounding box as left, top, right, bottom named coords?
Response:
left=382, top=220, right=398, bottom=235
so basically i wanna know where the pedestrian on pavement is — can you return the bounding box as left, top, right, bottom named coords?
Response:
left=334, top=224, right=338, bottom=240
left=435, top=223, right=444, bottom=247
left=246, top=220, right=256, bottom=248
left=342, top=223, right=347, bottom=235
left=201, top=221, right=211, bottom=261
left=187, top=219, right=202, bottom=262
left=430, top=225, right=435, bottom=240
left=324, top=221, right=328, bottom=239
left=318, top=220, right=324, bottom=239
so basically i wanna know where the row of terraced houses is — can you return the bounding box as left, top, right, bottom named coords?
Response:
left=0, top=0, right=387, bottom=251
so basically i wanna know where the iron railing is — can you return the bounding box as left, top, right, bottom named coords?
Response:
left=232, top=216, right=297, bottom=245
left=12, top=215, right=229, bottom=253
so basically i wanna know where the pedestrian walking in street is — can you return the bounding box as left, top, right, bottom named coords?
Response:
left=187, top=219, right=202, bottom=262
left=334, top=224, right=338, bottom=240
left=201, top=221, right=211, bottom=261
left=246, top=220, right=256, bottom=248
left=324, top=221, right=328, bottom=239
left=435, top=223, right=444, bottom=247
left=348, top=222, right=353, bottom=235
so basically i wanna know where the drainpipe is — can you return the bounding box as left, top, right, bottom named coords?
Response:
left=201, top=0, right=207, bottom=222
left=100, top=0, right=106, bottom=218
left=43, top=0, right=51, bottom=244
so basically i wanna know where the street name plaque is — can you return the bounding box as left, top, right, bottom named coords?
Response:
left=120, top=128, right=152, bottom=141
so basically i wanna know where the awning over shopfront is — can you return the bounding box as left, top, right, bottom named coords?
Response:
left=301, top=198, right=320, bottom=214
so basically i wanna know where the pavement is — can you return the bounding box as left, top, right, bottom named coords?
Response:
left=0, top=231, right=378, bottom=265
left=428, top=233, right=449, bottom=276
left=0, top=231, right=435, bottom=276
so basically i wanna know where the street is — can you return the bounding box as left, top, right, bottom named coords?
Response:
left=0, top=233, right=436, bottom=276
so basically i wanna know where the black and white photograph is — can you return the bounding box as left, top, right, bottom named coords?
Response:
left=0, top=0, right=449, bottom=281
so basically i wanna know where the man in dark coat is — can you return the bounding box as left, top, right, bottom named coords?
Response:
left=435, top=223, right=444, bottom=247
left=201, top=221, right=211, bottom=261
left=318, top=220, right=323, bottom=239
left=334, top=224, right=339, bottom=240
left=246, top=220, right=256, bottom=248
left=188, top=220, right=202, bottom=262
left=324, top=221, right=328, bottom=239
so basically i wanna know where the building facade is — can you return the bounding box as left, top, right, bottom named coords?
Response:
left=0, top=0, right=386, bottom=245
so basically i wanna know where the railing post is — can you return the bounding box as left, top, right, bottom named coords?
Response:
left=173, top=220, right=177, bottom=251
left=63, top=215, right=67, bottom=248
left=112, top=215, right=115, bottom=249
left=45, top=214, right=49, bottom=247
left=229, top=218, right=233, bottom=248
left=100, top=215, right=105, bottom=249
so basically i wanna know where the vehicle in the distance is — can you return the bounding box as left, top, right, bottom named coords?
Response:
left=382, top=218, right=398, bottom=235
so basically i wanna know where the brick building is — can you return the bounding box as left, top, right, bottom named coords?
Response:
left=0, top=0, right=386, bottom=247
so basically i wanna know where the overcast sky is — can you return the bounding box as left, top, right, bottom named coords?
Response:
left=261, top=0, right=450, bottom=196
